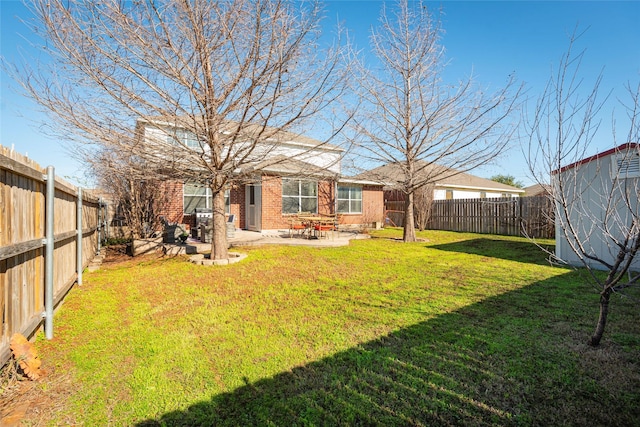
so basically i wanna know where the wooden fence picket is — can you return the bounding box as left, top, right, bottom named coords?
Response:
left=0, top=146, right=101, bottom=366
left=385, top=196, right=554, bottom=239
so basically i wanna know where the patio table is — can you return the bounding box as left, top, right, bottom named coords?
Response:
left=299, top=216, right=334, bottom=239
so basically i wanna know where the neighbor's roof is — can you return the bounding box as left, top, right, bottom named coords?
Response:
left=552, top=143, right=639, bottom=174
left=355, top=162, right=525, bottom=193
left=137, top=117, right=343, bottom=152
left=523, top=183, right=550, bottom=197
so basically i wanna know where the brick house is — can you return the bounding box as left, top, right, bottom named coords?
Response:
left=138, top=118, right=385, bottom=232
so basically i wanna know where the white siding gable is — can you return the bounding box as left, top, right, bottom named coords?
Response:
left=141, top=121, right=342, bottom=175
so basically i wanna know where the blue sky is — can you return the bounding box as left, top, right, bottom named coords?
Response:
left=1, top=1, right=639, bottom=186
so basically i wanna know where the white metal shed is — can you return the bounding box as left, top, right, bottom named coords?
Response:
left=553, top=143, right=640, bottom=270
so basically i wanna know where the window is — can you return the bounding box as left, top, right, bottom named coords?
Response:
left=445, top=190, right=453, bottom=200
left=168, top=128, right=200, bottom=149
left=183, top=184, right=230, bottom=214
left=337, top=185, right=362, bottom=214
left=501, top=193, right=512, bottom=198
left=613, top=152, right=640, bottom=178
left=480, top=191, right=487, bottom=198
left=282, top=179, right=317, bottom=214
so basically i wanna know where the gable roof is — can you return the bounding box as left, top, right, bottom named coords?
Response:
left=355, top=162, right=524, bottom=193
left=553, top=143, right=639, bottom=174
left=523, top=183, right=550, bottom=197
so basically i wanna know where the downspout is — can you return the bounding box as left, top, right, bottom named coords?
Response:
left=44, top=166, right=55, bottom=339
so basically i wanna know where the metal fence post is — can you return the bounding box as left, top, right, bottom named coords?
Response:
left=77, top=187, right=83, bottom=286
left=97, top=197, right=103, bottom=255
left=44, top=166, right=55, bottom=339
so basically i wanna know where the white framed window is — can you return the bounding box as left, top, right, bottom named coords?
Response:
left=184, top=184, right=230, bottom=214
left=612, top=152, right=640, bottom=178
left=282, top=179, right=317, bottom=214
left=168, top=128, right=200, bottom=149
left=337, top=185, right=362, bottom=214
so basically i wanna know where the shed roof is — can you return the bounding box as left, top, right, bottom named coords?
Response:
left=553, top=143, right=639, bottom=175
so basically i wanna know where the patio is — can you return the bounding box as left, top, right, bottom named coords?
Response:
left=163, top=229, right=370, bottom=255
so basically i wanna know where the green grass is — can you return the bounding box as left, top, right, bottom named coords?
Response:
left=32, top=229, right=640, bottom=426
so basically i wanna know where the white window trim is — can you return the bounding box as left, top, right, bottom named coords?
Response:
left=167, top=128, right=201, bottom=150
left=337, top=185, right=363, bottom=214
left=183, top=184, right=230, bottom=214
left=282, top=179, right=318, bottom=214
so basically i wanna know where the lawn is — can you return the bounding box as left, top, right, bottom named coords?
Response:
left=7, top=229, right=640, bottom=425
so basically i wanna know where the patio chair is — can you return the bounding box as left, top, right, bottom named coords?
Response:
left=314, top=222, right=334, bottom=239
left=314, top=214, right=339, bottom=239
left=289, top=217, right=308, bottom=238
left=333, top=214, right=342, bottom=232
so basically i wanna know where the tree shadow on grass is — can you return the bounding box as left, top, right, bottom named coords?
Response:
left=136, top=272, right=638, bottom=427
left=429, top=238, right=555, bottom=265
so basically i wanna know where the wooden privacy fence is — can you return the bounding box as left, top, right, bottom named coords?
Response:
left=385, top=196, right=554, bottom=238
left=0, top=146, right=102, bottom=366
left=428, top=196, right=554, bottom=239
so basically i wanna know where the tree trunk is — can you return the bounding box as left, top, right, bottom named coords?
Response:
left=589, top=288, right=612, bottom=346
left=210, top=189, right=229, bottom=260
left=403, top=192, right=417, bottom=242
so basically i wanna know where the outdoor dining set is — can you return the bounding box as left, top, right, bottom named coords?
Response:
left=288, top=213, right=341, bottom=239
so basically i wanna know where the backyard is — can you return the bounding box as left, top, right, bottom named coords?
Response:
left=1, top=229, right=639, bottom=426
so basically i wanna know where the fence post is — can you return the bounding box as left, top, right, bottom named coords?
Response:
left=44, top=166, right=55, bottom=340
left=97, top=197, right=103, bottom=255
left=77, top=187, right=83, bottom=286
left=518, top=197, right=523, bottom=236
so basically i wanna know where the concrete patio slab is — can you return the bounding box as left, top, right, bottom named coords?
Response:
left=162, top=229, right=370, bottom=255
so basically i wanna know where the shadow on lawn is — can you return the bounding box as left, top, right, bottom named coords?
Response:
left=429, top=238, right=555, bottom=265
left=136, top=272, right=637, bottom=427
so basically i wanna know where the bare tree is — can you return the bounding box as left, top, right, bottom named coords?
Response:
left=6, top=0, right=350, bottom=259
left=349, top=0, right=521, bottom=242
left=413, top=183, right=434, bottom=231
left=526, top=34, right=640, bottom=346
left=92, top=150, right=175, bottom=240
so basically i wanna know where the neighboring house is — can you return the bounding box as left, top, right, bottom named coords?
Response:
left=554, top=143, right=640, bottom=270
left=136, top=119, right=385, bottom=232
left=523, top=183, right=550, bottom=197
left=356, top=162, right=524, bottom=205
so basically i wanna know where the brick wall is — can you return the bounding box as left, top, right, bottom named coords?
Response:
left=340, top=185, right=385, bottom=226
left=158, top=181, right=243, bottom=230
left=229, top=185, right=242, bottom=228
left=261, top=176, right=282, bottom=229
left=258, top=176, right=338, bottom=230
left=159, top=181, right=184, bottom=224
left=318, top=180, right=334, bottom=215
left=159, top=177, right=385, bottom=232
